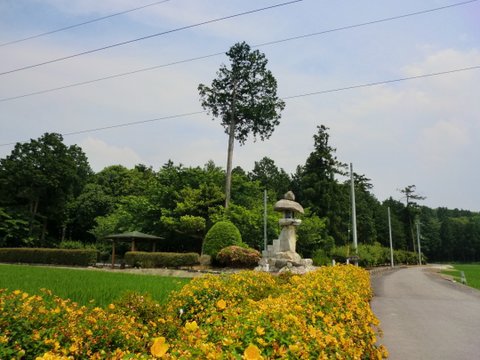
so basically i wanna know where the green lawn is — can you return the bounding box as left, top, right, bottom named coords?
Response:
left=0, top=264, right=190, bottom=307
left=442, top=263, right=480, bottom=290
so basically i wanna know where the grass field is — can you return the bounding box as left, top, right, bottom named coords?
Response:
left=0, top=264, right=190, bottom=307
left=442, top=263, right=480, bottom=290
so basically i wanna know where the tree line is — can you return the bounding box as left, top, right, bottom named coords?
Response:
left=1, top=130, right=479, bottom=262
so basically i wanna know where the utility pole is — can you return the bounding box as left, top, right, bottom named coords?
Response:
left=388, top=207, right=394, bottom=268
left=263, top=189, right=268, bottom=252
left=416, top=221, right=422, bottom=265
left=350, top=163, right=358, bottom=261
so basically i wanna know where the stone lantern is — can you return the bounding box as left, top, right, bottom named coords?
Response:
left=273, top=191, right=304, bottom=260
left=257, top=191, right=315, bottom=274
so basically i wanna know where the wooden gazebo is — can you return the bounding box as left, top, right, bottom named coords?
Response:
left=103, top=231, right=164, bottom=268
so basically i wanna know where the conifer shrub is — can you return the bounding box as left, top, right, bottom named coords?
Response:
left=202, top=221, right=243, bottom=259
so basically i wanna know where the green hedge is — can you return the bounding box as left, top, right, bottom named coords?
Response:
left=329, top=243, right=424, bottom=267
left=0, top=248, right=98, bottom=266
left=124, top=251, right=199, bottom=268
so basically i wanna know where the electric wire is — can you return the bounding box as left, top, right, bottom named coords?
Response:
left=1, top=64, right=478, bottom=147
left=0, top=0, right=303, bottom=77
left=0, top=0, right=172, bottom=47
left=0, top=0, right=477, bottom=104
left=282, top=65, right=480, bottom=100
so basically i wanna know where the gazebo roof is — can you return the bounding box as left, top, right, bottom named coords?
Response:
left=103, top=231, right=164, bottom=242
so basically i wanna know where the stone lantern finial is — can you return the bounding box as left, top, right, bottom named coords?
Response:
left=284, top=191, right=295, bottom=201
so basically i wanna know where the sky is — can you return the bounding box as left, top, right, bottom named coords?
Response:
left=0, top=0, right=479, bottom=211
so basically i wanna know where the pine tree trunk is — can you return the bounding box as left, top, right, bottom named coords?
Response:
left=224, top=84, right=237, bottom=209
left=225, top=120, right=235, bottom=209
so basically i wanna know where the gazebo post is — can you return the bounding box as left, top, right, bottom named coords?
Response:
left=104, top=232, right=164, bottom=268
left=152, top=242, right=156, bottom=252
left=111, top=241, right=116, bottom=269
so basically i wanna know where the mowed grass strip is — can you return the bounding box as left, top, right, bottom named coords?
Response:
left=0, top=263, right=189, bottom=307
left=452, top=264, right=480, bottom=290
left=442, top=263, right=480, bottom=290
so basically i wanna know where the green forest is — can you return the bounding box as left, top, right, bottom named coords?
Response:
left=1, top=128, right=479, bottom=263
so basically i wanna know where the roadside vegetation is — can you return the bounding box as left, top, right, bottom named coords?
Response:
left=442, top=263, right=480, bottom=290
left=0, top=265, right=388, bottom=359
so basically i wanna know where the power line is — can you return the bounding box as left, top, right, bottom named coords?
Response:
left=0, top=0, right=172, bottom=47
left=282, top=65, right=480, bottom=100
left=0, top=0, right=303, bottom=77
left=0, top=52, right=225, bottom=103
left=62, top=110, right=206, bottom=136
left=255, top=0, right=479, bottom=47
left=0, top=0, right=477, bottom=103
left=1, top=64, right=478, bottom=147
left=0, top=111, right=206, bottom=147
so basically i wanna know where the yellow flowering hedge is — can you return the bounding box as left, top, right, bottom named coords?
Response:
left=0, top=266, right=388, bottom=359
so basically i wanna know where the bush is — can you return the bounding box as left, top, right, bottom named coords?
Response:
left=0, top=266, right=388, bottom=359
left=112, top=291, right=164, bottom=325
left=164, top=266, right=388, bottom=359
left=0, top=248, right=98, bottom=266
left=58, top=240, right=85, bottom=249
left=312, top=248, right=331, bottom=266
left=216, top=245, right=261, bottom=268
left=202, top=221, right=242, bottom=258
left=124, top=251, right=199, bottom=268
left=330, top=244, right=420, bottom=267
left=0, top=289, right=157, bottom=359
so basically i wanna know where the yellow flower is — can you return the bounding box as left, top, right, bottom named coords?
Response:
left=69, top=343, right=79, bottom=353
left=216, top=299, right=227, bottom=310
left=255, top=326, right=265, bottom=336
left=185, top=320, right=199, bottom=332
left=243, top=344, right=263, bottom=360
left=257, top=338, right=267, bottom=346
left=108, top=303, right=115, bottom=310
left=150, top=337, right=169, bottom=358
left=222, top=337, right=234, bottom=346
left=289, top=344, right=300, bottom=352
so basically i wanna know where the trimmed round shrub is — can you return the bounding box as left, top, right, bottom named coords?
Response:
left=217, top=245, right=261, bottom=268
left=202, top=221, right=242, bottom=258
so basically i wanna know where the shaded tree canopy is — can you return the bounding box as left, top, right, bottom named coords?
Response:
left=0, top=133, right=92, bottom=245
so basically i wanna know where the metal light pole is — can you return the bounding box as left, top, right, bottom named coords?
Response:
left=388, top=207, right=394, bottom=268
left=350, top=163, right=358, bottom=254
left=263, top=189, right=268, bottom=253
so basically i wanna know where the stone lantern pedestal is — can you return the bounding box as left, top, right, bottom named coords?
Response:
left=256, top=191, right=316, bottom=274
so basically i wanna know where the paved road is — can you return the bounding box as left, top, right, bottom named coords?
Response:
left=371, top=266, right=480, bottom=360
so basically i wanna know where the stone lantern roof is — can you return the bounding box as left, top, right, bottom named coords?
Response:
left=274, top=191, right=304, bottom=214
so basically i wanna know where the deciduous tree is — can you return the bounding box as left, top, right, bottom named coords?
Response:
left=0, top=133, right=91, bottom=244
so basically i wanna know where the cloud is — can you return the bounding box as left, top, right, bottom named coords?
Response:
left=419, top=120, right=470, bottom=165
left=78, top=137, right=143, bottom=171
